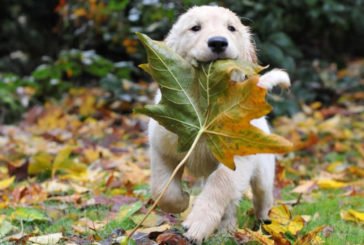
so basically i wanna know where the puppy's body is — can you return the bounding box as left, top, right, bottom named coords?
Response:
left=148, top=6, right=290, bottom=243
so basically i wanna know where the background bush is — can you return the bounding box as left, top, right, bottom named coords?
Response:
left=1, top=0, right=363, bottom=122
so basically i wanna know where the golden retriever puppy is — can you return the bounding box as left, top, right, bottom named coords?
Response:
left=148, top=5, right=290, bottom=243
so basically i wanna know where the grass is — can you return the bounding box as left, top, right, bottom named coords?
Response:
left=2, top=189, right=364, bottom=244
left=292, top=193, right=364, bottom=244
left=1, top=188, right=363, bottom=244
left=199, top=188, right=364, bottom=245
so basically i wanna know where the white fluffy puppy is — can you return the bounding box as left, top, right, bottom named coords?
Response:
left=148, top=5, right=290, bottom=243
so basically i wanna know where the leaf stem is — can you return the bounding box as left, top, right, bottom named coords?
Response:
left=127, top=129, right=204, bottom=240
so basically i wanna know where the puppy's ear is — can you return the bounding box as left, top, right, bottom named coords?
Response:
left=241, top=26, right=258, bottom=63
left=164, top=22, right=182, bottom=53
left=247, top=39, right=258, bottom=63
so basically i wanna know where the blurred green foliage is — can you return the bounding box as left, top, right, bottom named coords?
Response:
left=1, top=0, right=363, bottom=122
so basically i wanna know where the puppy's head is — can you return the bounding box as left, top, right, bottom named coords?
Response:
left=165, top=6, right=257, bottom=65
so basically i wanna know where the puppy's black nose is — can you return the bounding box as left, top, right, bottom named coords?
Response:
left=208, top=36, right=228, bottom=53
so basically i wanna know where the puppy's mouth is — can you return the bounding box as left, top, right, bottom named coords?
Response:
left=195, top=53, right=239, bottom=63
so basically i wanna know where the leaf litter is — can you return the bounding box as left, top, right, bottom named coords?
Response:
left=0, top=40, right=363, bottom=244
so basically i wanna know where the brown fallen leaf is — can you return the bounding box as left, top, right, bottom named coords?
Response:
left=275, top=163, right=292, bottom=188
left=236, top=228, right=274, bottom=245
left=131, top=224, right=170, bottom=235
left=48, top=194, right=82, bottom=204
left=291, top=180, right=318, bottom=194
left=294, top=226, right=325, bottom=245
left=11, top=184, right=48, bottom=204
left=72, top=217, right=107, bottom=233
left=155, top=231, right=189, bottom=245
left=347, top=166, right=364, bottom=177
left=322, top=226, right=334, bottom=238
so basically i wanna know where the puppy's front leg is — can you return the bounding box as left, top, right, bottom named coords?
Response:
left=250, top=154, right=275, bottom=221
left=149, top=120, right=190, bottom=214
left=150, top=150, right=190, bottom=213
left=258, top=69, right=290, bottom=89
left=183, top=160, right=254, bottom=243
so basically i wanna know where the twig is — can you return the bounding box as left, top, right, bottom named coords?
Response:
left=127, top=130, right=204, bottom=240
left=292, top=193, right=303, bottom=206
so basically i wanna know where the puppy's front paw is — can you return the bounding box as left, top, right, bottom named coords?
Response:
left=257, top=69, right=290, bottom=90
left=182, top=205, right=221, bottom=244
left=230, top=69, right=246, bottom=82
left=183, top=220, right=211, bottom=244
left=218, top=214, right=237, bottom=233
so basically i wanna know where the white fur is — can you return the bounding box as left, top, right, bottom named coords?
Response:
left=148, top=6, right=290, bottom=243
left=258, top=68, right=291, bottom=89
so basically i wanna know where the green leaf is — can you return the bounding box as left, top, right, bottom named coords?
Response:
left=136, top=33, right=293, bottom=169
left=0, top=220, right=14, bottom=238
left=32, top=64, right=61, bottom=80
left=118, top=201, right=143, bottom=223
left=136, top=33, right=200, bottom=152
left=11, top=207, right=49, bottom=222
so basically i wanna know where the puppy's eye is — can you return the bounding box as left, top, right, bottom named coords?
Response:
left=190, top=25, right=201, bottom=32
left=228, top=25, right=236, bottom=32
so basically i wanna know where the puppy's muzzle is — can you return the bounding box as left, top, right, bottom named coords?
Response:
left=208, top=36, right=228, bottom=53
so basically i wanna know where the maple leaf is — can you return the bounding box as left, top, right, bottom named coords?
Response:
left=263, top=205, right=305, bottom=236
left=340, top=209, right=364, bottom=224
left=294, top=226, right=325, bottom=245
left=136, top=33, right=293, bottom=169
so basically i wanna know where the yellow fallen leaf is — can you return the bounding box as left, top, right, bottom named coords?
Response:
left=267, top=204, right=292, bottom=224
left=28, top=232, right=63, bottom=245
left=263, top=221, right=286, bottom=235
left=0, top=165, right=7, bottom=175
left=28, top=152, right=53, bottom=175
left=52, top=146, right=74, bottom=177
left=288, top=215, right=305, bottom=235
left=355, top=144, right=364, bottom=158
left=37, top=107, right=67, bottom=131
left=0, top=176, right=15, bottom=190
left=317, top=179, right=347, bottom=189
left=263, top=205, right=305, bottom=236
left=317, top=115, right=341, bottom=133
left=341, top=209, right=364, bottom=223
left=236, top=228, right=274, bottom=245
left=83, top=147, right=100, bottom=163
left=79, top=94, right=97, bottom=116
left=52, top=146, right=88, bottom=180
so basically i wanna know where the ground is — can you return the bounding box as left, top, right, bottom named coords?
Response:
left=0, top=62, right=364, bottom=244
